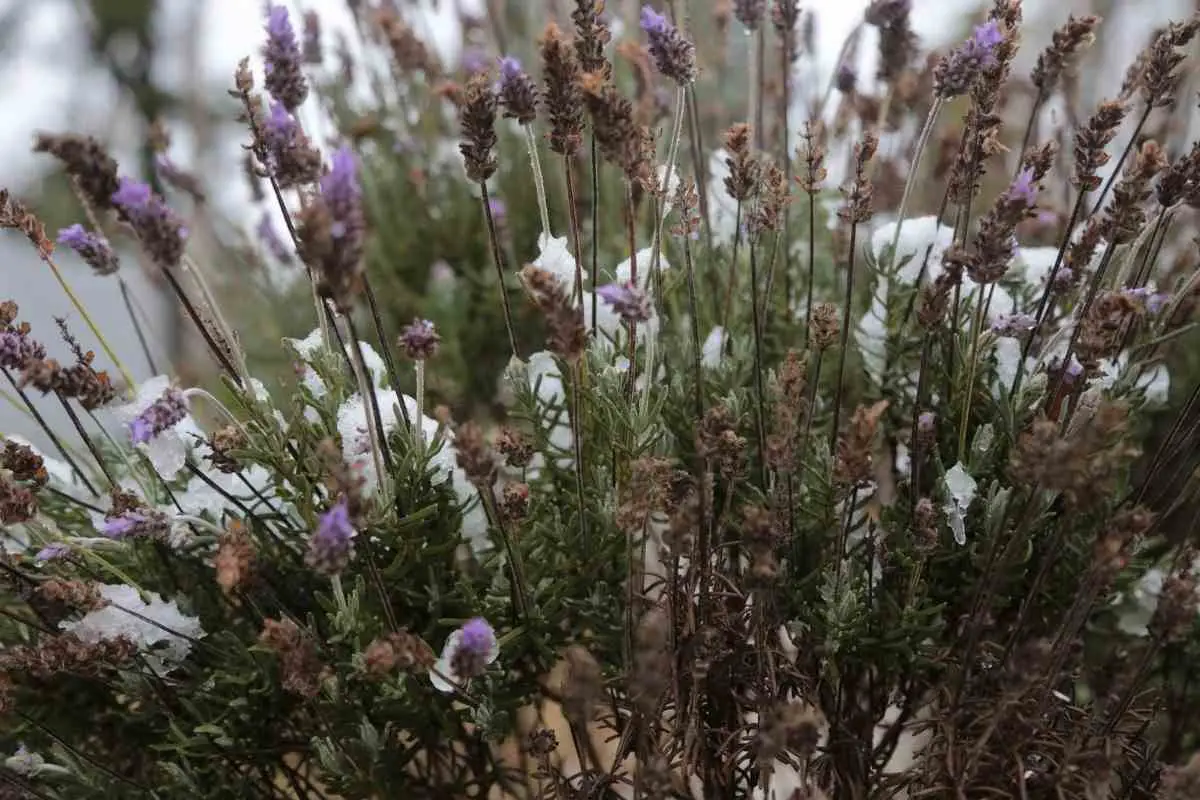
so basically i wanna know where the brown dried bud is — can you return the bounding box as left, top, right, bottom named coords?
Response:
left=259, top=618, right=328, bottom=699
left=214, top=520, right=255, bottom=596
left=1031, top=15, right=1099, bottom=96
left=500, top=482, right=530, bottom=523
left=810, top=302, right=840, bottom=350
left=496, top=426, right=535, bottom=468
left=723, top=123, right=761, bottom=202
left=459, top=73, right=498, bottom=183
left=1074, top=100, right=1127, bottom=191
left=521, top=266, right=587, bottom=361
left=834, top=400, right=888, bottom=487
left=696, top=405, right=747, bottom=476
left=205, top=425, right=247, bottom=474
left=540, top=24, right=585, bottom=157
left=362, top=630, right=434, bottom=677
left=32, top=133, right=121, bottom=213
left=455, top=422, right=498, bottom=489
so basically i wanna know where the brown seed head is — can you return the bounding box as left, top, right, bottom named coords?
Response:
left=459, top=73, right=498, bottom=183
left=1031, top=15, right=1099, bottom=96
left=540, top=23, right=585, bottom=157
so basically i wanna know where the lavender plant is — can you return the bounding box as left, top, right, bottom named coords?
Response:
left=3, top=1, right=1200, bottom=798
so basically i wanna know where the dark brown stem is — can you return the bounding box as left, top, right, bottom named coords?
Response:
left=749, top=241, right=769, bottom=490
left=344, top=314, right=394, bottom=472
left=362, top=276, right=410, bottom=428
left=55, top=394, right=116, bottom=490
left=829, top=221, right=859, bottom=455
left=564, top=155, right=585, bottom=307
left=591, top=136, right=600, bottom=336
left=118, top=276, right=157, bottom=375
left=160, top=267, right=239, bottom=379
left=720, top=201, right=744, bottom=337
left=479, top=182, right=520, bottom=358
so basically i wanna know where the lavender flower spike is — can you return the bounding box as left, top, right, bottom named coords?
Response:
left=641, top=5, right=697, bottom=86
left=301, top=146, right=365, bottom=311
left=263, top=4, right=308, bottom=111
left=452, top=618, right=497, bottom=680
left=111, top=177, right=188, bottom=268
left=306, top=498, right=356, bottom=575
left=934, top=20, right=1005, bottom=98
left=101, top=510, right=170, bottom=541
left=597, top=281, right=653, bottom=324
left=497, top=56, right=538, bottom=125
left=57, top=224, right=119, bottom=276
left=399, top=318, right=441, bottom=360
left=128, top=386, right=188, bottom=445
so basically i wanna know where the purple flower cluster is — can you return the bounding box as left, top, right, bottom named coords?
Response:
left=934, top=21, right=1005, bottom=98
left=261, top=102, right=322, bottom=188
left=298, top=146, right=366, bottom=311
left=0, top=329, right=46, bottom=371
left=991, top=312, right=1037, bottom=338
left=306, top=498, right=356, bottom=575
left=1121, top=287, right=1170, bottom=315
left=129, top=387, right=188, bottom=445
left=640, top=5, right=697, bottom=85
left=497, top=56, right=538, bottom=124
left=35, top=544, right=71, bottom=562
left=450, top=617, right=497, bottom=681
left=399, top=318, right=441, bottom=360
left=263, top=4, right=308, bottom=111
left=1006, top=168, right=1039, bottom=208
left=101, top=510, right=170, bottom=541
left=111, top=178, right=188, bottom=268
left=597, top=281, right=653, bottom=324
left=57, top=224, right=119, bottom=276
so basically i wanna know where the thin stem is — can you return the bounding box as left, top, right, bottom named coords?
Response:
left=1089, top=105, right=1153, bottom=218
left=181, top=255, right=250, bottom=387
left=1013, top=91, right=1045, bottom=182
left=55, top=394, right=116, bottom=490
left=564, top=155, right=585, bottom=307
left=118, top=276, right=157, bottom=375
left=569, top=361, right=589, bottom=554
left=804, top=187, right=816, bottom=347
left=524, top=124, right=553, bottom=237
left=363, top=276, right=409, bottom=429
left=885, top=99, right=943, bottom=274
left=829, top=222, right=859, bottom=455
left=1011, top=187, right=1089, bottom=397
left=649, top=87, right=687, bottom=288
left=343, top=314, right=393, bottom=479
left=479, top=182, right=520, bottom=358
left=160, top=267, right=239, bottom=379
left=684, top=233, right=704, bottom=422
left=720, top=201, right=744, bottom=337
left=1046, top=241, right=1119, bottom=406
left=957, top=284, right=990, bottom=461
left=414, top=360, right=425, bottom=451
left=39, top=251, right=135, bottom=389
left=591, top=136, right=601, bottom=336
left=686, top=84, right=713, bottom=249
left=749, top=241, right=769, bottom=490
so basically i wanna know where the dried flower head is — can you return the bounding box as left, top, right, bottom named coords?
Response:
left=1074, top=100, right=1127, bottom=191
left=580, top=72, right=650, bottom=185
left=497, top=56, right=539, bottom=124
left=399, top=318, right=441, bottom=360
left=540, top=23, right=585, bottom=157
left=259, top=618, right=327, bottom=698
left=521, top=266, right=587, bottom=361
left=455, top=422, right=498, bottom=489
left=1103, top=139, right=1167, bottom=244
left=596, top=281, right=653, bottom=324
left=1031, top=15, right=1099, bottom=96
left=32, top=133, right=121, bottom=213
left=215, top=520, right=255, bottom=595
left=572, top=0, right=612, bottom=79
left=641, top=5, right=696, bottom=85
left=934, top=21, right=1005, bottom=98
left=128, top=386, right=187, bottom=445
left=262, top=102, right=323, bottom=189
left=459, top=73, right=499, bottom=183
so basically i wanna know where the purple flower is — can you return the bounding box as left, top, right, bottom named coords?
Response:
left=35, top=544, right=70, bottom=562
left=110, top=178, right=188, bottom=267
left=128, top=387, right=188, bottom=445
left=497, top=56, right=538, bottom=124
left=461, top=47, right=488, bottom=75
left=991, top=312, right=1037, bottom=337
left=935, top=20, right=1005, bottom=98
left=918, top=411, right=936, bottom=433
left=263, top=4, right=308, bottom=110
left=597, top=281, right=653, bottom=324
left=640, top=4, right=696, bottom=85
left=399, top=318, right=441, bottom=360
left=306, top=498, right=356, bottom=575
left=320, top=146, right=362, bottom=240
left=1065, top=356, right=1084, bottom=380
left=57, top=224, right=119, bottom=276
left=1007, top=168, right=1038, bottom=208
left=265, top=102, right=300, bottom=152
left=1122, top=287, right=1171, bottom=315
left=450, top=617, right=497, bottom=681
left=101, top=510, right=169, bottom=541
left=257, top=213, right=293, bottom=264
left=0, top=329, right=45, bottom=371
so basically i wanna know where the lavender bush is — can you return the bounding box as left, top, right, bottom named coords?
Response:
left=3, top=1, right=1200, bottom=797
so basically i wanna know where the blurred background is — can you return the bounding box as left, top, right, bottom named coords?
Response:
left=0, top=0, right=1194, bottom=446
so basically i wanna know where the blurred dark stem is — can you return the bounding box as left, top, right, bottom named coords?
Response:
left=720, top=202, right=744, bottom=333
left=829, top=221, right=858, bottom=456
left=119, top=276, right=158, bottom=374
left=480, top=183, right=519, bottom=358
left=55, top=393, right=116, bottom=489
left=591, top=137, right=600, bottom=336
left=748, top=241, right=768, bottom=490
